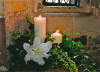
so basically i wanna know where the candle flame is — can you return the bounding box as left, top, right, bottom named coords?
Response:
left=56, top=30, right=59, bottom=33
left=39, top=15, right=41, bottom=19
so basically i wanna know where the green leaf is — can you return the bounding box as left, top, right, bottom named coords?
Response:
left=63, top=31, right=67, bottom=35
left=77, top=41, right=83, bottom=47
left=92, top=63, right=96, bottom=66
left=73, top=55, right=79, bottom=58
left=84, top=55, right=89, bottom=59
left=91, top=70, right=96, bottom=72
left=74, top=32, right=80, bottom=35
left=26, top=17, right=30, bottom=22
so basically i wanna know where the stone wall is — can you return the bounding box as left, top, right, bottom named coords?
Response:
left=4, top=0, right=28, bottom=46
left=3, top=0, right=100, bottom=46
left=5, top=11, right=28, bottom=46
left=45, top=14, right=100, bottom=34
left=32, top=0, right=100, bottom=34
left=3, top=0, right=100, bottom=33
left=0, top=18, right=7, bottom=66
left=0, top=0, right=4, bottom=16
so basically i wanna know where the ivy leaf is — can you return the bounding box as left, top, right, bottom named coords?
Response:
left=77, top=41, right=83, bottom=47
left=92, top=63, right=96, bottom=66
left=26, top=17, right=30, bottom=22
left=63, top=31, right=67, bottom=35
left=73, top=55, right=79, bottom=58
left=91, top=70, right=96, bottom=72
left=84, top=55, right=89, bottom=59
left=74, top=32, right=80, bottom=35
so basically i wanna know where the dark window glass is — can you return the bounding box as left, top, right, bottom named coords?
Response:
left=43, top=0, right=80, bottom=7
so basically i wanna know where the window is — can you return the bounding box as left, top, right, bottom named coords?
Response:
left=43, top=0, right=80, bottom=7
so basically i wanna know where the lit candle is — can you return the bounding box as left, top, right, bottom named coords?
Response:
left=51, top=30, right=62, bottom=44
left=34, top=15, right=46, bottom=42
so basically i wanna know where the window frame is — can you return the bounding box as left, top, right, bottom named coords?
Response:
left=42, top=0, right=80, bottom=7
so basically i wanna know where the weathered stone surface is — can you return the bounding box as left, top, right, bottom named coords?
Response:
left=4, top=0, right=27, bottom=14
left=5, top=11, right=27, bottom=46
left=0, top=0, right=4, bottom=16
left=0, top=18, right=7, bottom=67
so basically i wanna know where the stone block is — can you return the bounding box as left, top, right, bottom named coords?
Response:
left=0, top=18, right=8, bottom=67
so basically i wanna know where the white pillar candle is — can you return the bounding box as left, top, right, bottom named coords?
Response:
left=51, top=30, right=62, bottom=44
left=34, top=15, right=46, bottom=42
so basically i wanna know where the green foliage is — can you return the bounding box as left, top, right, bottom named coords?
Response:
left=8, top=17, right=34, bottom=71
left=26, top=17, right=34, bottom=45
left=44, top=33, right=53, bottom=42
left=61, top=34, right=98, bottom=72
left=49, top=44, right=78, bottom=72
left=62, top=35, right=83, bottom=58
left=8, top=17, right=78, bottom=72
left=7, top=17, right=98, bottom=72
left=44, top=34, right=78, bottom=72
left=74, top=32, right=80, bottom=35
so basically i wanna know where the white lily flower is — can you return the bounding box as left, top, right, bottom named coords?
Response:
left=23, top=37, right=52, bottom=65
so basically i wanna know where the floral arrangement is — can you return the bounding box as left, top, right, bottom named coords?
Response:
left=23, top=37, right=52, bottom=65
left=7, top=17, right=98, bottom=72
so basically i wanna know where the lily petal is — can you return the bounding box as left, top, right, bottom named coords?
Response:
left=31, top=55, right=45, bottom=65
left=39, top=41, right=52, bottom=53
left=38, top=58, right=45, bottom=65
left=23, top=43, right=30, bottom=53
left=23, top=36, right=52, bottom=65
left=33, top=37, right=41, bottom=49
left=24, top=54, right=31, bottom=64
left=43, top=53, right=50, bottom=58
